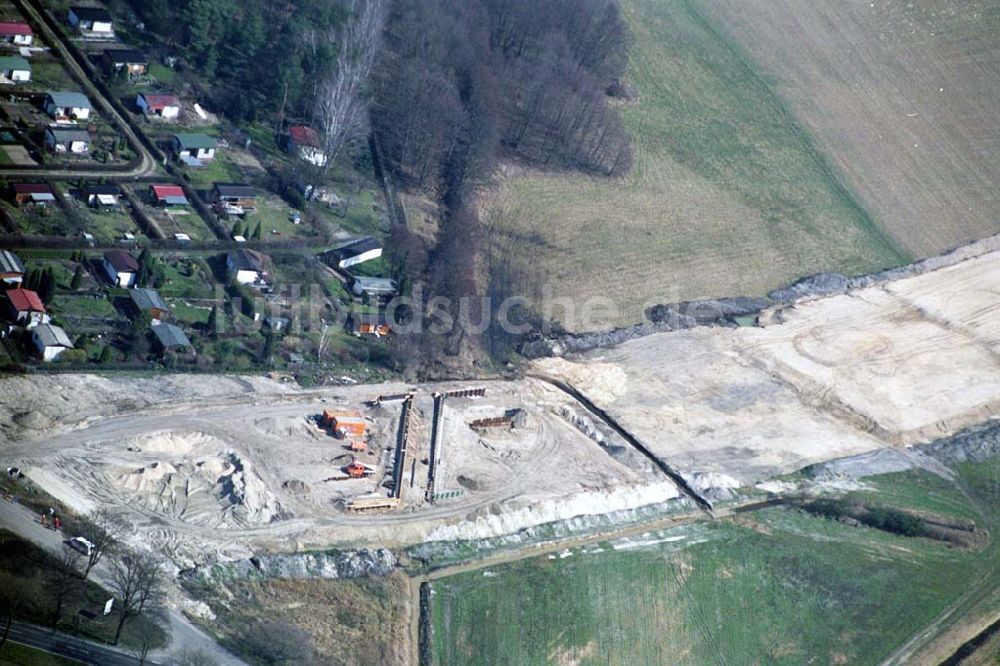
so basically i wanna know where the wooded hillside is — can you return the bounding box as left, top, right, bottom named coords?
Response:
left=373, top=0, right=632, bottom=203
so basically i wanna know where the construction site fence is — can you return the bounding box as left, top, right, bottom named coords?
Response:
left=390, top=395, right=413, bottom=499
left=443, top=387, right=486, bottom=399
left=370, top=392, right=412, bottom=404
left=346, top=497, right=401, bottom=512
left=425, top=393, right=445, bottom=502
left=468, top=415, right=514, bottom=430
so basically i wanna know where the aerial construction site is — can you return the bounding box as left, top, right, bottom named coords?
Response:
left=3, top=236, right=1000, bottom=571
left=0, top=372, right=674, bottom=564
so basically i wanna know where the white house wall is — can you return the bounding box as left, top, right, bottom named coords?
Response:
left=298, top=146, right=327, bottom=167
left=340, top=248, right=382, bottom=269
left=40, top=345, right=67, bottom=361
left=235, top=269, right=258, bottom=284
left=104, top=261, right=135, bottom=288
left=20, top=311, right=50, bottom=328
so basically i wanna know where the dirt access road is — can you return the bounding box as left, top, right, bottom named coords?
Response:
left=8, top=0, right=158, bottom=179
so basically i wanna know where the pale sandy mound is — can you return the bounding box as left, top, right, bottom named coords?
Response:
left=252, top=416, right=324, bottom=441
left=129, top=431, right=224, bottom=455
left=109, top=451, right=280, bottom=527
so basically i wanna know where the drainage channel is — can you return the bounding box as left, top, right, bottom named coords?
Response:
left=529, top=373, right=715, bottom=515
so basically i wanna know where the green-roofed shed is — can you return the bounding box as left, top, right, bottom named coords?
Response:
left=0, top=56, right=30, bottom=82
left=172, top=133, right=217, bottom=161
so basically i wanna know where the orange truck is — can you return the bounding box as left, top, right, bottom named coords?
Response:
left=345, top=461, right=369, bottom=478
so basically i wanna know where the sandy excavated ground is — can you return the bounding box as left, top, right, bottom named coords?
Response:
left=537, top=249, right=1000, bottom=487
left=0, top=376, right=666, bottom=564
left=4, top=247, right=1000, bottom=564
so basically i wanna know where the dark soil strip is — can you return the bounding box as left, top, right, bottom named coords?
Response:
left=529, top=373, right=715, bottom=515
left=939, top=615, right=1000, bottom=666
left=418, top=581, right=432, bottom=666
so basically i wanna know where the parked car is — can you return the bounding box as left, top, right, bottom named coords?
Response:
left=67, top=536, right=94, bottom=556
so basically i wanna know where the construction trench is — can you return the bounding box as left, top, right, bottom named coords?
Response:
left=529, top=374, right=715, bottom=514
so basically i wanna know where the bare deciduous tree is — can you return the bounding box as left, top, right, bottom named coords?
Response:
left=239, top=620, right=314, bottom=665
left=174, top=648, right=219, bottom=666
left=77, top=508, right=125, bottom=580
left=109, top=552, right=163, bottom=645
left=47, top=546, right=82, bottom=626
left=0, top=575, right=24, bottom=650
left=314, top=0, right=388, bottom=176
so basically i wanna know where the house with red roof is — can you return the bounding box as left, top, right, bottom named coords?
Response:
left=136, top=92, right=180, bottom=119
left=149, top=184, right=188, bottom=207
left=286, top=125, right=326, bottom=167
left=0, top=22, right=33, bottom=46
left=2, top=288, right=49, bottom=328
left=10, top=183, right=55, bottom=207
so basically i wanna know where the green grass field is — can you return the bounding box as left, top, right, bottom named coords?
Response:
left=155, top=256, right=217, bottom=299
left=180, top=152, right=244, bottom=190
left=494, top=0, right=909, bottom=331
left=249, top=195, right=311, bottom=240
left=1, top=202, right=71, bottom=238
left=50, top=293, right=117, bottom=319
left=169, top=300, right=212, bottom=327
left=76, top=207, right=147, bottom=243
left=154, top=208, right=215, bottom=241
left=26, top=58, right=78, bottom=91
left=843, top=468, right=985, bottom=523
left=431, top=463, right=1000, bottom=665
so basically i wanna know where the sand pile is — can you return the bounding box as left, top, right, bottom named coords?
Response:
left=109, top=435, right=280, bottom=527
left=131, top=431, right=220, bottom=455
left=252, top=416, right=323, bottom=441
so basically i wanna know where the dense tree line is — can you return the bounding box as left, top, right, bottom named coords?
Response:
left=373, top=0, right=632, bottom=201
left=126, top=0, right=633, bottom=371
left=124, top=0, right=350, bottom=123
left=376, top=0, right=632, bottom=371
